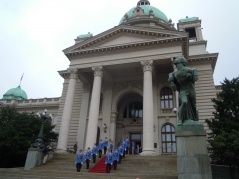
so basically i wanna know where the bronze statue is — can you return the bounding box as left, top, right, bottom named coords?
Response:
left=168, top=57, right=199, bottom=125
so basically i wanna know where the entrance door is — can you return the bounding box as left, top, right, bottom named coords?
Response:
left=130, top=133, right=142, bottom=154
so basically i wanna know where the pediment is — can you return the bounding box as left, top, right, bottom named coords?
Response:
left=63, top=25, right=188, bottom=55
left=90, top=33, right=157, bottom=48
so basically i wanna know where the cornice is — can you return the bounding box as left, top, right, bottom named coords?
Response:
left=189, top=40, right=207, bottom=46
left=178, top=19, right=201, bottom=25
left=58, top=70, right=69, bottom=79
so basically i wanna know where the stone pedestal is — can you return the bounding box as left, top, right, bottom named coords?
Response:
left=176, top=120, right=212, bottom=179
left=24, top=147, right=43, bottom=170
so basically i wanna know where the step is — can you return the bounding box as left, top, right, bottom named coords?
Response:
left=0, top=153, right=177, bottom=179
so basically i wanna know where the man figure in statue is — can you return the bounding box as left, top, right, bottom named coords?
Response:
left=168, top=57, right=199, bottom=125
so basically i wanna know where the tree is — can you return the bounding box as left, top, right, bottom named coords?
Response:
left=206, top=77, right=239, bottom=179
left=0, top=106, right=58, bottom=167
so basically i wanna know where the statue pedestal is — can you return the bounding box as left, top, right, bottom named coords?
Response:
left=176, top=120, right=212, bottom=179
left=24, top=147, right=43, bottom=170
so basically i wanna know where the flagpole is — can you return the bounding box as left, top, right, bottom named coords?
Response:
left=19, top=73, right=24, bottom=86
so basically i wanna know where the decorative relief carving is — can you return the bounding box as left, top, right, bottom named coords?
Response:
left=131, top=80, right=143, bottom=90
left=113, top=81, right=143, bottom=96
left=149, top=9, right=154, bottom=17
left=92, top=66, right=103, bottom=77
left=133, top=7, right=144, bottom=17
left=101, top=82, right=113, bottom=92
left=113, top=82, right=128, bottom=94
left=67, top=68, right=78, bottom=79
left=141, top=60, right=153, bottom=72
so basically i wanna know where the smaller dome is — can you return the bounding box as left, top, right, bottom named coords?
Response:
left=77, top=32, right=93, bottom=40
left=2, top=86, right=28, bottom=100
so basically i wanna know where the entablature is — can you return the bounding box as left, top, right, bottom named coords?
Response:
left=188, top=53, right=218, bottom=72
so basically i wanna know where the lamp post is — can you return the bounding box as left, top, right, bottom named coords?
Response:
left=31, top=109, right=52, bottom=149
left=103, top=123, right=107, bottom=133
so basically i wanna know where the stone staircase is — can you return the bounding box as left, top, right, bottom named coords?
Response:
left=0, top=153, right=177, bottom=179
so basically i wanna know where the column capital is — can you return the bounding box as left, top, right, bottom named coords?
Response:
left=68, top=68, right=78, bottom=79
left=141, top=60, right=153, bottom=72
left=92, top=66, right=103, bottom=77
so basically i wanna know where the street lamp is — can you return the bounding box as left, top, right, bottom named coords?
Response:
left=31, top=109, right=52, bottom=149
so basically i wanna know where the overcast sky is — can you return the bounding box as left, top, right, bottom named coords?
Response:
left=1, top=0, right=238, bottom=99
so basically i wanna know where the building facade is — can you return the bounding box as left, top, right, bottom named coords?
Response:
left=1, top=0, right=218, bottom=155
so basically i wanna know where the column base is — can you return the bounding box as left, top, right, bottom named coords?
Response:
left=140, top=150, right=156, bottom=156
left=55, top=149, right=68, bottom=154
left=24, top=147, right=43, bottom=170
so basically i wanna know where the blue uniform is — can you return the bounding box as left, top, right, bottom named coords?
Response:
left=122, top=141, right=126, bottom=158
left=118, top=145, right=124, bottom=163
left=125, top=139, right=130, bottom=154
left=105, top=152, right=113, bottom=173
left=98, top=142, right=104, bottom=150
left=76, top=153, right=84, bottom=163
left=85, top=150, right=92, bottom=169
left=132, top=142, right=135, bottom=154
left=126, top=139, right=130, bottom=147
left=75, top=152, right=84, bottom=172
left=109, top=142, right=113, bottom=152
left=98, top=141, right=104, bottom=158
left=103, top=139, right=109, bottom=148
left=112, top=150, right=119, bottom=170
left=85, top=150, right=92, bottom=160
left=92, top=145, right=98, bottom=163
left=103, top=139, right=108, bottom=154
left=92, top=146, right=98, bottom=155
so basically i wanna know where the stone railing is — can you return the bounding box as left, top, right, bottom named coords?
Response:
left=0, top=97, right=60, bottom=105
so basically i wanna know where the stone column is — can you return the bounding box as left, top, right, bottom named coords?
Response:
left=76, top=84, right=90, bottom=150
left=110, top=111, right=117, bottom=145
left=84, top=66, right=103, bottom=150
left=57, top=68, right=78, bottom=152
left=140, top=60, right=155, bottom=155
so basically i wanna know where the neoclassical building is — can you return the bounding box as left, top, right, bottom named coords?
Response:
left=1, top=0, right=218, bottom=155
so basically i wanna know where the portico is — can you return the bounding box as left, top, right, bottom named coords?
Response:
left=54, top=0, right=217, bottom=156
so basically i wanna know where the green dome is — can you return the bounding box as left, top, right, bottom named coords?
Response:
left=119, top=3, right=169, bottom=24
left=2, top=86, right=28, bottom=100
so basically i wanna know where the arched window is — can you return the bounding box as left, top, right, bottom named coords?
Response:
left=123, top=102, right=143, bottom=118
left=160, top=87, right=173, bottom=109
left=161, top=123, right=176, bottom=154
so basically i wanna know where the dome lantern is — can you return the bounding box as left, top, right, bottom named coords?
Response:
left=119, top=1, right=169, bottom=25
left=137, top=0, right=150, bottom=6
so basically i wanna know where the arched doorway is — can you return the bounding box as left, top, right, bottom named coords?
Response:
left=115, top=92, right=143, bottom=154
